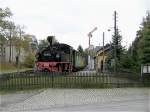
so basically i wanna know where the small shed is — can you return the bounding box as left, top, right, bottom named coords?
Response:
left=141, top=64, right=150, bottom=76
left=95, top=44, right=111, bottom=72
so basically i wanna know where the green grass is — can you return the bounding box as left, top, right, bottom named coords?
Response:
left=0, top=63, right=32, bottom=73
left=0, top=63, right=16, bottom=71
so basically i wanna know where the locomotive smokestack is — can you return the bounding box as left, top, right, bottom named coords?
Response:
left=47, top=36, right=54, bottom=47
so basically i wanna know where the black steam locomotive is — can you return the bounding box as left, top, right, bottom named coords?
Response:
left=35, top=36, right=87, bottom=72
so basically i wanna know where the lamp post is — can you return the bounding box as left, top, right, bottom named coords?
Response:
left=101, top=28, right=114, bottom=73
left=102, top=29, right=111, bottom=73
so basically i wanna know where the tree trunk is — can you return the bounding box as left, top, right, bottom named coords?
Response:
left=1, top=44, right=5, bottom=63
left=9, top=30, right=12, bottom=63
left=17, top=28, right=22, bottom=72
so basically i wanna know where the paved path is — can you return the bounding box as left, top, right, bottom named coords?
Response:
left=0, top=90, right=43, bottom=111
left=0, top=88, right=149, bottom=112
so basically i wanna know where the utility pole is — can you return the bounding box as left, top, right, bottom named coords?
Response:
left=114, top=11, right=117, bottom=74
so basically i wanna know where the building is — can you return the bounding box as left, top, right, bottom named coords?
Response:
left=85, top=45, right=102, bottom=70
left=0, top=34, right=38, bottom=64
left=95, top=44, right=111, bottom=72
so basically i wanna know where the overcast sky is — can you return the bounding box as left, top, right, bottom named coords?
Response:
left=0, top=0, right=149, bottom=49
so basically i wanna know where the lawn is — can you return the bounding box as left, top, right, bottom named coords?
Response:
left=0, top=63, right=32, bottom=73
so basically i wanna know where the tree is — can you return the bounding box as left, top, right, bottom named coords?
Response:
left=38, top=39, right=49, bottom=51
left=0, top=7, right=12, bottom=42
left=106, top=28, right=123, bottom=71
left=12, top=25, right=25, bottom=68
left=139, top=13, right=150, bottom=64
left=77, top=45, right=84, bottom=54
left=0, top=35, right=7, bottom=62
left=0, top=7, right=12, bottom=30
left=127, top=30, right=142, bottom=72
left=118, top=12, right=150, bottom=73
left=0, top=7, right=38, bottom=68
left=23, top=52, right=35, bottom=68
left=0, top=8, right=12, bottom=62
left=38, top=36, right=58, bottom=51
left=6, top=21, right=16, bottom=63
left=112, top=29, right=123, bottom=61
left=130, top=12, right=150, bottom=64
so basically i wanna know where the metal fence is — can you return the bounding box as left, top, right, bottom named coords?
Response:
left=0, top=71, right=149, bottom=91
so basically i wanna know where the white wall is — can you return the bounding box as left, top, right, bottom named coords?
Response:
left=5, top=46, right=25, bottom=63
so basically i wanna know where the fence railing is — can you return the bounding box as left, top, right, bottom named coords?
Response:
left=0, top=71, right=149, bottom=91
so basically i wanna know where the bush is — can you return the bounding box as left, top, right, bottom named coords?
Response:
left=23, top=52, right=35, bottom=68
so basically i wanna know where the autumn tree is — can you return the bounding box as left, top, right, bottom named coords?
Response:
left=0, top=8, right=12, bottom=62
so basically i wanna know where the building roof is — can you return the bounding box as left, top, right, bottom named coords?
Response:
left=96, top=44, right=112, bottom=56
left=94, top=46, right=102, bottom=52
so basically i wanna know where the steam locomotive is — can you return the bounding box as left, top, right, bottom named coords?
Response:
left=35, top=36, right=87, bottom=72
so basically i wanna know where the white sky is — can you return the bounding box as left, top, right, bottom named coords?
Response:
left=0, top=0, right=149, bottom=49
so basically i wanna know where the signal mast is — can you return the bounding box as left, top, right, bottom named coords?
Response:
left=87, top=27, right=97, bottom=70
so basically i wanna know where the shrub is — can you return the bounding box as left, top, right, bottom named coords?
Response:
left=23, top=52, right=35, bottom=68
